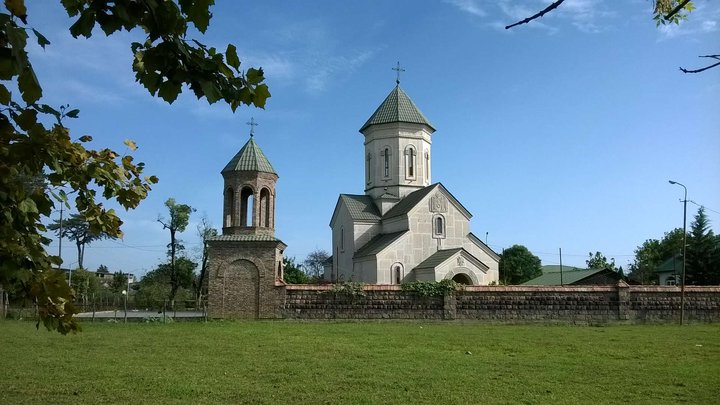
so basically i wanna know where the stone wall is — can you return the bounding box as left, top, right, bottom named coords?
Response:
left=274, top=283, right=720, bottom=323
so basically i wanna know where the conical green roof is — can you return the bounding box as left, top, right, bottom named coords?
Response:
left=360, top=85, right=435, bottom=133
left=222, top=137, right=277, bottom=174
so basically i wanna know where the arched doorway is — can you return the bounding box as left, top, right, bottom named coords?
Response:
left=451, top=273, right=473, bottom=285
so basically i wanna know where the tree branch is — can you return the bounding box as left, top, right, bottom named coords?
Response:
left=505, top=0, right=565, bottom=29
left=664, top=0, right=692, bottom=22
left=680, top=55, right=720, bottom=74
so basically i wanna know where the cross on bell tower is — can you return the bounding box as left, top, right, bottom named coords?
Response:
left=392, top=61, right=405, bottom=85
left=246, top=117, right=258, bottom=137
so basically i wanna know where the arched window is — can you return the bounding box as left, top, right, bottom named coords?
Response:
left=405, top=146, right=416, bottom=179
left=240, top=186, right=254, bottom=227
left=366, top=153, right=372, bottom=184
left=433, top=215, right=445, bottom=238
left=424, top=151, right=430, bottom=180
left=391, top=263, right=404, bottom=284
left=383, top=147, right=391, bottom=178
left=224, top=187, right=234, bottom=227
left=259, top=188, right=271, bottom=227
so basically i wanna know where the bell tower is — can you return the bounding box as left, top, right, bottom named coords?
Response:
left=221, top=118, right=278, bottom=237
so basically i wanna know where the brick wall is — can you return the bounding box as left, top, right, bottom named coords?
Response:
left=274, top=283, right=720, bottom=323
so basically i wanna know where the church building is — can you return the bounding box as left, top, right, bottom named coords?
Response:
left=326, top=81, right=499, bottom=285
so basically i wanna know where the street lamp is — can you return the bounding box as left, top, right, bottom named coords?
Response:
left=668, top=180, right=687, bottom=325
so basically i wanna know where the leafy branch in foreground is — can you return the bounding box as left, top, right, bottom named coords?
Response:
left=0, top=0, right=268, bottom=334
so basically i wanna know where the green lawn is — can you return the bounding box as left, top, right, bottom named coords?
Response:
left=1, top=320, right=719, bottom=404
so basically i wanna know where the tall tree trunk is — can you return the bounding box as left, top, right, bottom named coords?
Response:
left=168, top=228, right=177, bottom=310
left=76, top=241, right=83, bottom=269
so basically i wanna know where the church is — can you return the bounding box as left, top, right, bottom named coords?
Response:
left=325, top=80, right=500, bottom=285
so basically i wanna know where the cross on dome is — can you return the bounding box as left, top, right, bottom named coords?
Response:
left=392, top=61, right=405, bottom=85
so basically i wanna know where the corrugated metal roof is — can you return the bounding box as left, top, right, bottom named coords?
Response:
left=354, top=231, right=406, bottom=258
left=340, top=194, right=381, bottom=222
left=207, top=234, right=283, bottom=242
left=360, top=85, right=435, bottom=132
left=655, top=254, right=683, bottom=274
left=222, top=137, right=277, bottom=174
left=414, top=248, right=464, bottom=270
left=382, top=184, right=437, bottom=219
left=522, top=268, right=612, bottom=286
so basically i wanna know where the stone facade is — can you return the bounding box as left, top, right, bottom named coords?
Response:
left=328, top=84, right=500, bottom=286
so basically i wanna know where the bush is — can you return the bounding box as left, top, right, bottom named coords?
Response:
left=401, top=279, right=462, bottom=297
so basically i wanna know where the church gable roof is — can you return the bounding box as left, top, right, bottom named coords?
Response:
left=414, top=248, right=489, bottom=272
left=382, top=183, right=472, bottom=221
left=222, top=137, right=277, bottom=175
left=330, top=194, right=381, bottom=227
left=354, top=231, right=406, bottom=258
left=359, top=85, right=435, bottom=133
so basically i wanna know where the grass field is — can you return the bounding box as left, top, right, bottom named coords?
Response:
left=1, top=320, right=719, bottom=404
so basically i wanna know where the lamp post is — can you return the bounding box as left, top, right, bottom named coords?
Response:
left=668, top=180, right=687, bottom=325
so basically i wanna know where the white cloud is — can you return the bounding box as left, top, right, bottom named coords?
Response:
left=444, top=0, right=487, bottom=17
left=701, top=20, right=717, bottom=32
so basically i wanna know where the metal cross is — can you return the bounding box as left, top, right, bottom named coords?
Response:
left=392, top=61, right=405, bottom=85
left=246, top=117, right=258, bottom=137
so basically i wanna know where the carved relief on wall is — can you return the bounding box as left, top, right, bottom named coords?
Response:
left=429, top=193, right=448, bottom=213
left=457, top=256, right=465, bottom=267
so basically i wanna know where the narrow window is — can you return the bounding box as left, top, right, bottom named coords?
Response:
left=424, top=151, right=429, bottom=180
left=366, top=153, right=372, bottom=184
left=395, top=266, right=401, bottom=284
left=240, top=187, right=254, bottom=227
left=405, top=146, right=416, bottom=179
left=340, top=227, right=345, bottom=252
left=433, top=215, right=445, bottom=238
left=383, top=147, right=390, bottom=177
left=224, top=188, right=234, bottom=227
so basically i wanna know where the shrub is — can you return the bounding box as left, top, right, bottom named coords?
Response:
left=401, top=279, right=462, bottom=297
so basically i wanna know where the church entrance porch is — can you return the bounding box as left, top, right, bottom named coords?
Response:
left=451, top=273, right=473, bottom=285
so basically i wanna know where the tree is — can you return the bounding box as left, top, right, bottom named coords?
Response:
left=135, top=257, right=196, bottom=309
left=499, top=245, right=542, bottom=285
left=158, top=198, right=195, bottom=309
left=70, top=267, right=99, bottom=305
left=0, top=1, right=268, bottom=334
left=628, top=228, right=685, bottom=284
left=304, top=249, right=330, bottom=280
left=505, top=1, right=715, bottom=73
left=686, top=207, right=719, bottom=285
left=195, top=216, right=217, bottom=302
left=586, top=251, right=618, bottom=271
left=47, top=213, right=115, bottom=269
left=283, top=257, right=309, bottom=284
left=110, top=272, right=129, bottom=294
left=96, top=264, right=109, bottom=274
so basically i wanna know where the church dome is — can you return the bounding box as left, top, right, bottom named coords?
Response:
left=222, top=137, right=277, bottom=175
left=359, top=85, right=435, bottom=133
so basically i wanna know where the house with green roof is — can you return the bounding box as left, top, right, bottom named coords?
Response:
left=655, top=254, right=682, bottom=285
left=523, top=268, right=622, bottom=286
left=326, top=82, right=499, bottom=285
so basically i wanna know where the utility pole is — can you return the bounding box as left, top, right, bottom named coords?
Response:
left=669, top=180, right=688, bottom=325
left=559, top=248, right=564, bottom=286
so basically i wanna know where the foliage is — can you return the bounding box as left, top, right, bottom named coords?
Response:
left=135, top=257, right=197, bottom=309
left=686, top=207, right=719, bottom=285
left=70, top=267, right=99, bottom=304
left=158, top=198, right=195, bottom=307
left=0, top=1, right=266, bottom=334
left=499, top=245, right=542, bottom=285
left=96, top=264, right=109, bottom=274
left=628, top=228, right=684, bottom=284
left=195, top=215, right=217, bottom=301
left=304, top=249, right=330, bottom=280
left=110, top=272, right=128, bottom=294
left=586, top=251, right=618, bottom=271
left=283, top=257, right=308, bottom=284
left=47, top=213, right=116, bottom=268
left=401, top=279, right=461, bottom=297
left=3, top=322, right=720, bottom=403
left=327, top=282, right=366, bottom=297
left=652, top=0, right=695, bottom=26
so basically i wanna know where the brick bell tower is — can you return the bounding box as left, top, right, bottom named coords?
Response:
left=207, top=118, right=286, bottom=319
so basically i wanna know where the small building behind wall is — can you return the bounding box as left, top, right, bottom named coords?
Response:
left=207, top=131, right=286, bottom=319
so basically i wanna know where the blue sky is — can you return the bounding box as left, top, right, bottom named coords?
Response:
left=28, top=1, right=719, bottom=275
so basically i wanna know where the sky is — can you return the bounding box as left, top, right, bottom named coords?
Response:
left=26, top=0, right=719, bottom=276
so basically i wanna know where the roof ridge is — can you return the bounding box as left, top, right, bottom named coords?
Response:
left=222, top=136, right=277, bottom=175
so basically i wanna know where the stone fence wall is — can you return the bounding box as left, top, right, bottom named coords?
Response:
left=279, top=283, right=720, bottom=323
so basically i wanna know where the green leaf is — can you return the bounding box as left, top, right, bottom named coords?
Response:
left=252, top=84, right=271, bottom=108
left=65, top=108, right=80, bottom=118
left=246, top=68, right=265, bottom=85
left=32, top=29, right=51, bottom=49
left=15, top=108, right=37, bottom=130
left=18, top=197, right=38, bottom=214
left=18, top=66, right=42, bottom=103
left=0, top=84, right=11, bottom=105
left=226, top=44, right=240, bottom=70
left=181, top=0, right=213, bottom=33
left=158, top=80, right=181, bottom=103
left=199, top=80, right=221, bottom=103
left=5, top=0, right=28, bottom=23
left=69, top=9, right=96, bottom=38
